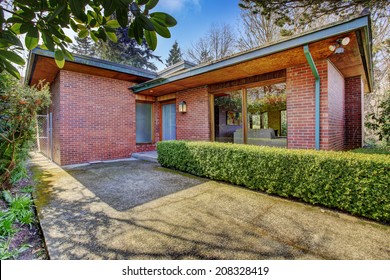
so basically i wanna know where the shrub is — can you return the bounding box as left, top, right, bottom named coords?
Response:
left=157, top=141, right=390, bottom=222
left=0, top=73, right=50, bottom=188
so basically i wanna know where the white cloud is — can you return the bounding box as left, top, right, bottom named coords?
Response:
left=158, top=0, right=201, bottom=12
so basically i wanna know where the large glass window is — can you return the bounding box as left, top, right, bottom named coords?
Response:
left=214, top=90, right=243, bottom=143
left=136, top=103, right=152, bottom=143
left=246, top=83, right=287, bottom=147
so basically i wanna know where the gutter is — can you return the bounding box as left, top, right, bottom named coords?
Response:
left=303, top=45, right=320, bottom=150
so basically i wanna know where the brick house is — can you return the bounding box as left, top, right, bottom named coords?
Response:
left=26, top=14, right=373, bottom=166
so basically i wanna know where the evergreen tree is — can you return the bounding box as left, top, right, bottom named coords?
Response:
left=95, top=27, right=161, bottom=71
left=70, top=36, right=96, bottom=57
left=165, top=41, right=183, bottom=67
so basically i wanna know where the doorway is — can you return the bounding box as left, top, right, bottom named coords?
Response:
left=162, top=103, right=176, bottom=140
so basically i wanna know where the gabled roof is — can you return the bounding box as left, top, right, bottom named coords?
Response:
left=26, top=48, right=157, bottom=86
left=131, top=14, right=373, bottom=96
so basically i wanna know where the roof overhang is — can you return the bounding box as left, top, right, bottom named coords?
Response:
left=25, top=48, right=157, bottom=86
left=132, top=14, right=373, bottom=96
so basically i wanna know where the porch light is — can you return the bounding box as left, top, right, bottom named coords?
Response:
left=178, top=101, right=187, bottom=113
left=329, top=37, right=350, bottom=54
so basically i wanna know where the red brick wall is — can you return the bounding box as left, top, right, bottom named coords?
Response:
left=286, top=60, right=350, bottom=150
left=176, top=86, right=210, bottom=140
left=327, top=62, right=345, bottom=150
left=58, top=71, right=137, bottom=165
left=286, top=60, right=328, bottom=149
left=345, top=76, right=363, bottom=149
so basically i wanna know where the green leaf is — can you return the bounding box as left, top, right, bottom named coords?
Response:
left=144, top=30, right=157, bottom=50
left=137, top=0, right=149, bottom=5
left=106, top=31, right=117, bottom=43
left=90, top=31, right=98, bottom=43
left=150, top=12, right=177, bottom=27
left=133, top=18, right=144, bottom=44
left=1, top=59, right=20, bottom=79
left=146, top=0, right=159, bottom=10
left=19, top=23, right=31, bottom=34
left=0, top=7, right=4, bottom=25
left=25, top=27, right=39, bottom=50
left=62, top=49, right=74, bottom=61
left=47, top=2, right=67, bottom=22
left=106, top=19, right=120, bottom=28
left=70, top=20, right=78, bottom=32
left=42, top=32, right=55, bottom=51
left=54, top=49, right=65, bottom=68
left=139, top=14, right=155, bottom=31
left=0, top=31, right=23, bottom=48
left=0, top=50, right=25, bottom=65
left=149, top=18, right=171, bottom=38
left=78, top=29, right=89, bottom=39
left=10, top=23, right=22, bottom=34
left=116, top=7, right=128, bottom=27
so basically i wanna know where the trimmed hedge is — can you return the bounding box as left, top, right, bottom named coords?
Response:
left=157, top=141, right=390, bottom=222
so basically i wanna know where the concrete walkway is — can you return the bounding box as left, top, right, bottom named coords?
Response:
left=30, top=153, right=390, bottom=260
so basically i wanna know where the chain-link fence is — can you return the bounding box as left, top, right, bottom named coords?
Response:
left=35, top=114, right=52, bottom=160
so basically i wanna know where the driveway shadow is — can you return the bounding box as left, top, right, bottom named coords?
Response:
left=64, top=160, right=207, bottom=211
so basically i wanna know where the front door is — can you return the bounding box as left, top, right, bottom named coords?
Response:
left=162, top=103, right=176, bottom=140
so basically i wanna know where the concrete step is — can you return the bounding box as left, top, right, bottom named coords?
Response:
left=131, top=151, right=158, bottom=163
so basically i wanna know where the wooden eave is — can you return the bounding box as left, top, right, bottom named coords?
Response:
left=26, top=49, right=156, bottom=86
left=132, top=15, right=372, bottom=96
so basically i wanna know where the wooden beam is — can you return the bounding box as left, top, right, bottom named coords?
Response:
left=206, top=69, right=286, bottom=93
left=209, top=94, right=215, bottom=141
left=157, top=93, right=176, bottom=102
left=135, top=94, right=155, bottom=102
left=242, top=88, right=248, bottom=145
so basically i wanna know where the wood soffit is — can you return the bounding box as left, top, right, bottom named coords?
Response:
left=29, top=56, right=151, bottom=86
left=136, top=31, right=368, bottom=96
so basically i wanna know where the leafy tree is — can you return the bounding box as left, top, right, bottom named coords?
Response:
left=239, top=1, right=388, bottom=29
left=95, top=26, right=161, bottom=71
left=365, top=92, right=390, bottom=146
left=70, top=36, right=96, bottom=57
left=0, top=0, right=176, bottom=78
left=0, top=73, right=51, bottom=189
left=165, top=40, right=182, bottom=67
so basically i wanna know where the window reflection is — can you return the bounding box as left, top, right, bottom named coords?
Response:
left=246, top=83, right=287, bottom=147
left=214, top=90, right=243, bottom=143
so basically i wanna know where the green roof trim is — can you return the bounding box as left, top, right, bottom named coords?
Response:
left=131, top=14, right=372, bottom=93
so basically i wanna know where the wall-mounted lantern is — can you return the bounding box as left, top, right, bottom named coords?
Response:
left=178, top=101, right=187, bottom=113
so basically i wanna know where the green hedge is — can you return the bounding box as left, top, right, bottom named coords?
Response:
left=157, top=141, right=390, bottom=222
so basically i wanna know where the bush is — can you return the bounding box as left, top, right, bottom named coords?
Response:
left=0, top=73, right=50, bottom=188
left=157, top=141, right=390, bottom=222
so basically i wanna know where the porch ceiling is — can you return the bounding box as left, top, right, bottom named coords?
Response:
left=135, top=31, right=367, bottom=97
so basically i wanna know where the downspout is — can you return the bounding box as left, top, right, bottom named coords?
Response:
left=303, top=45, right=320, bottom=150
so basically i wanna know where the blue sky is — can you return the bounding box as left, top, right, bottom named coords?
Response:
left=152, top=0, right=242, bottom=70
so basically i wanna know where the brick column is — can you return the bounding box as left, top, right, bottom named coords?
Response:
left=345, top=76, right=363, bottom=149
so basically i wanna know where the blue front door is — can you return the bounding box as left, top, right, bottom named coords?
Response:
left=162, top=103, right=176, bottom=140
